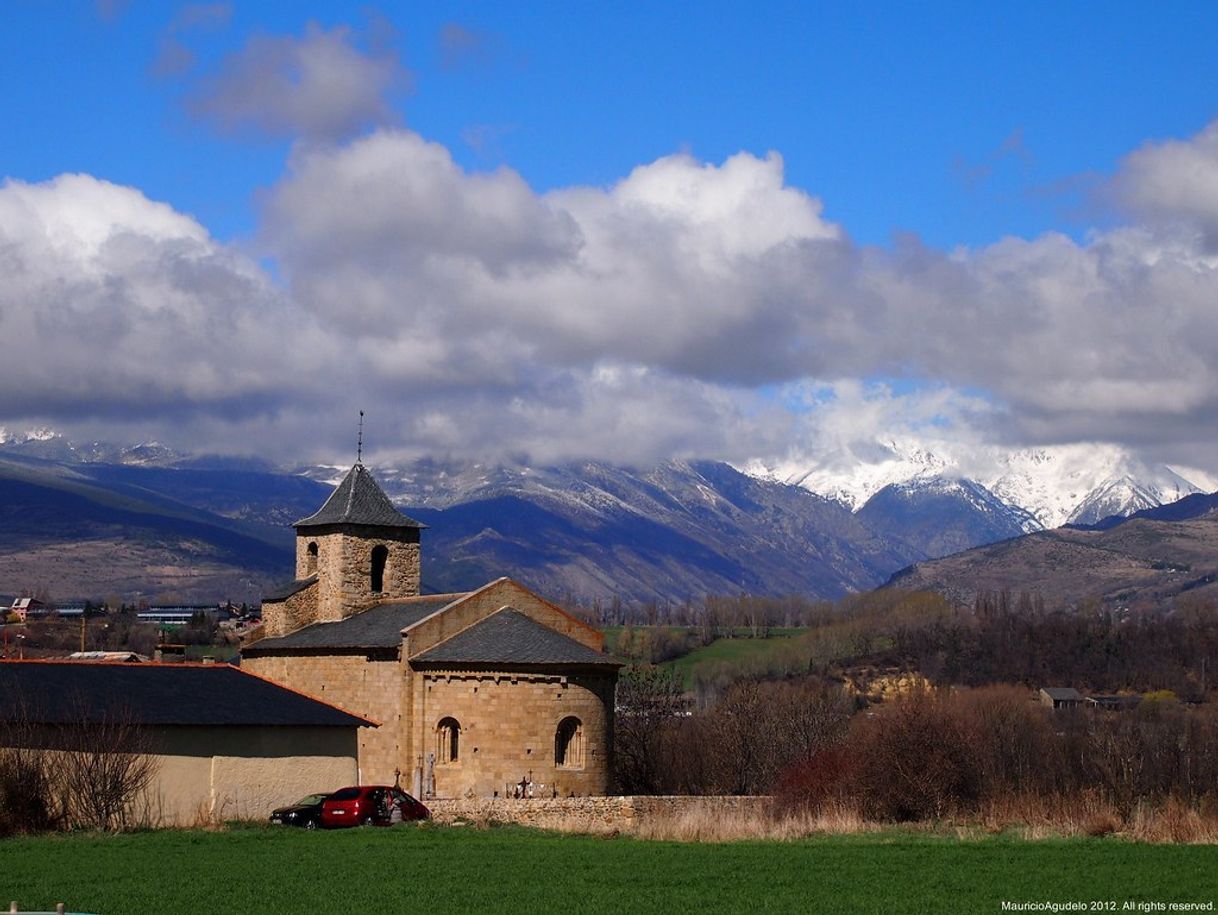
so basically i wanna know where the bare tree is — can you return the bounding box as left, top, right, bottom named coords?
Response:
left=58, top=702, right=158, bottom=831
left=0, top=697, right=157, bottom=834
left=614, top=664, right=688, bottom=794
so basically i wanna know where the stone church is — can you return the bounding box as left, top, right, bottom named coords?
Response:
left=242, top=463, right=620, bottom=798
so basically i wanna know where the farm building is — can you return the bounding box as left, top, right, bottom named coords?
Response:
left=0, top=659, right=369, bottom=825
left=242, top=462, right=620, bottom=799
left=1038, top=687, right=1084, bottom=709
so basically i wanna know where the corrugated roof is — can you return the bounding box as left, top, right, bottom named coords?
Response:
left=295, top=464, right=425, bottom=530
left=263, top=575, right=317, bottom=602
left=413, top=608, right=621, bottom=668
left=0, top=661, right=372, bottom=728
left=245, top=596, right=464, bottom=651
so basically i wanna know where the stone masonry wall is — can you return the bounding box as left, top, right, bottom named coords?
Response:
left=303, top=527, right=420, bottom=623
left=411, top=668, right=615, bottom=799
left=426, top=796, right=771, bottom=834
left=260, top=583, right=319, bottom=639
left=240, top=652, right=405, bottom=784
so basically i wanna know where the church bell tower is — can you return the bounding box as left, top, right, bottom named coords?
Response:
left=293, top=463, right=426, bottom=622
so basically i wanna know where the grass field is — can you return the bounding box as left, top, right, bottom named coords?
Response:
left=663, top=630, right=808, bottom=684
left=3, top=824, right=1217, bottom=915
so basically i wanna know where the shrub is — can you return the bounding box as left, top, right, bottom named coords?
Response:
left=850, top=690, right=980, bottom=821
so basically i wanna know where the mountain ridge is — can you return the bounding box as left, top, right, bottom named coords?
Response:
left=3, top=430, right=1214, bottom=609
left=746, top=439, right=1210, bottom=530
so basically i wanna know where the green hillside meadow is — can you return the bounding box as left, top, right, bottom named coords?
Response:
left=2, top=825, right=1216, bottom=915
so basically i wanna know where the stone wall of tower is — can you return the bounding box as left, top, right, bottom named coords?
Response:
left=296, top=525, right=421, bottom=622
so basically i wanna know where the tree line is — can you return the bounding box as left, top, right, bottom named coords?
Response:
left=615, top=668, right=1218, bottom=827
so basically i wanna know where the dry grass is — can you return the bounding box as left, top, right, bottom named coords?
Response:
left=970, top=792, right=1218, bottom=843
left=633, top=799, right=873, bottom=843
left=629, top=795, right=1218, bottom=844
left=438, top=794, right=1218, bottom=844
left=1127, top=798, right=1218, bottom=843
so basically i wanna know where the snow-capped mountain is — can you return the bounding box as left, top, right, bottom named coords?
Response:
left=982, top=445, right=1208, bottom=528
left=0, top=426, right=181, bottom=465
left=0, top=425, right=57, bottom=445
left=745, top=440, right=1213, bottom=531
left=741, top=442, right=950, bottom=511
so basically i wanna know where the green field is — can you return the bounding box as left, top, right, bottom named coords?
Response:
left=3, top=825, right=1216, bottom=914
left=603, top=626, right=817, bottom=688
left=664, top=630, right=809, bottom=684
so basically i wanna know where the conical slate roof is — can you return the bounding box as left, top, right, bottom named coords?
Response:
left=295, top=463, right=425, bottom=529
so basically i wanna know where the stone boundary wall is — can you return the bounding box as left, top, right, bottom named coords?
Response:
left=427, top=795, right=771, bottom=833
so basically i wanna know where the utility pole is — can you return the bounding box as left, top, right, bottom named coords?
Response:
left=80, top=614, right=86, bottom=653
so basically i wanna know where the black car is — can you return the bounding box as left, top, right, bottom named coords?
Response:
left=269, top=793, right=331, bottom=829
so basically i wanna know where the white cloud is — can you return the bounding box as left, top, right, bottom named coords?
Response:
left=264, top=132, right=843, bottom=386
left=9, top=115, right=1218, bottom=475
left=1111, top=121, right=1218, bottom=248
left=0, top=175, right=310, bottom=422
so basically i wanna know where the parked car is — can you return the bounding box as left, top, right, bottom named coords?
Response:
left=320, top=785, right=430, bottom=827
left=269, top=793, right=332, bottom=829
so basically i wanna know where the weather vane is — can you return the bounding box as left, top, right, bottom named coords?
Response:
left=357, top=410, right=365, bottom=464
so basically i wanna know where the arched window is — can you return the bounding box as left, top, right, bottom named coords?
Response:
left=370, top=545, right=388, bottom=593
left=305, top=541, right=318, bottom=576
left=436, top=717, right=460, bottom=764
left=555, top=716, right=584, bottom=768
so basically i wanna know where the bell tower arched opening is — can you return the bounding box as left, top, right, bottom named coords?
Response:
left=370, top=545, right=388, bottom=594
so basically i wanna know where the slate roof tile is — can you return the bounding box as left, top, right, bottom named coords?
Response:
left=245, top=596, right=464, bottom=651
left=412, top=608, right=620, bottom=668
left=0, top=661, right=372, bottom=728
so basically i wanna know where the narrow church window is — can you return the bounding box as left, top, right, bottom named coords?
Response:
left=555, top=716, right=584, bottom=768
left=370, top=545, right=388, bottom=593
left=437, top=717, right=460, bottom=764
left=305, top=541, right=318, bottom=575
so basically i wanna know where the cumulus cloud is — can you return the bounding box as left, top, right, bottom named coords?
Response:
left=1111, top=121, right=1218, bottom=249
left=264, top=133, right=841, bottom=387
left=0, top=175, right=316, bottom=424
left=9, top=115, right=1218, bottom=473
left=187, top=23, right=408, bottom=141
left=256, top=121, right=1218, bottom=468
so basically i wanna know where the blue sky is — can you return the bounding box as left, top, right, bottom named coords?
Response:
left=3, top=2, right=1218, bottom=473
left=8, top=1, right=1216, bottom=247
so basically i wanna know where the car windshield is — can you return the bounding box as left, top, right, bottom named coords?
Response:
left=328, top=787, right=361, bottom=801
left=296, top=794, right=328, bottom=806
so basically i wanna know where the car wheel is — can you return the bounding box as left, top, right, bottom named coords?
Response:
left=305, top=819, right=317, bottom=830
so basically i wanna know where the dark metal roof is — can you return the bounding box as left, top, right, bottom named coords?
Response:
left=245, top=596, right=463, bottom=651
left=412, top=608, right=621, bottom=669
left=1041, top=687, right=1083, bottom=701
left=0, top=661, right=372, bottom=728
left=295, top=464, right=425, bottom=530
left=263, top=575, right=317, bottom=602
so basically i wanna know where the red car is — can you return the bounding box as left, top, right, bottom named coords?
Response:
left=320, top=785, right=429, bottom=828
